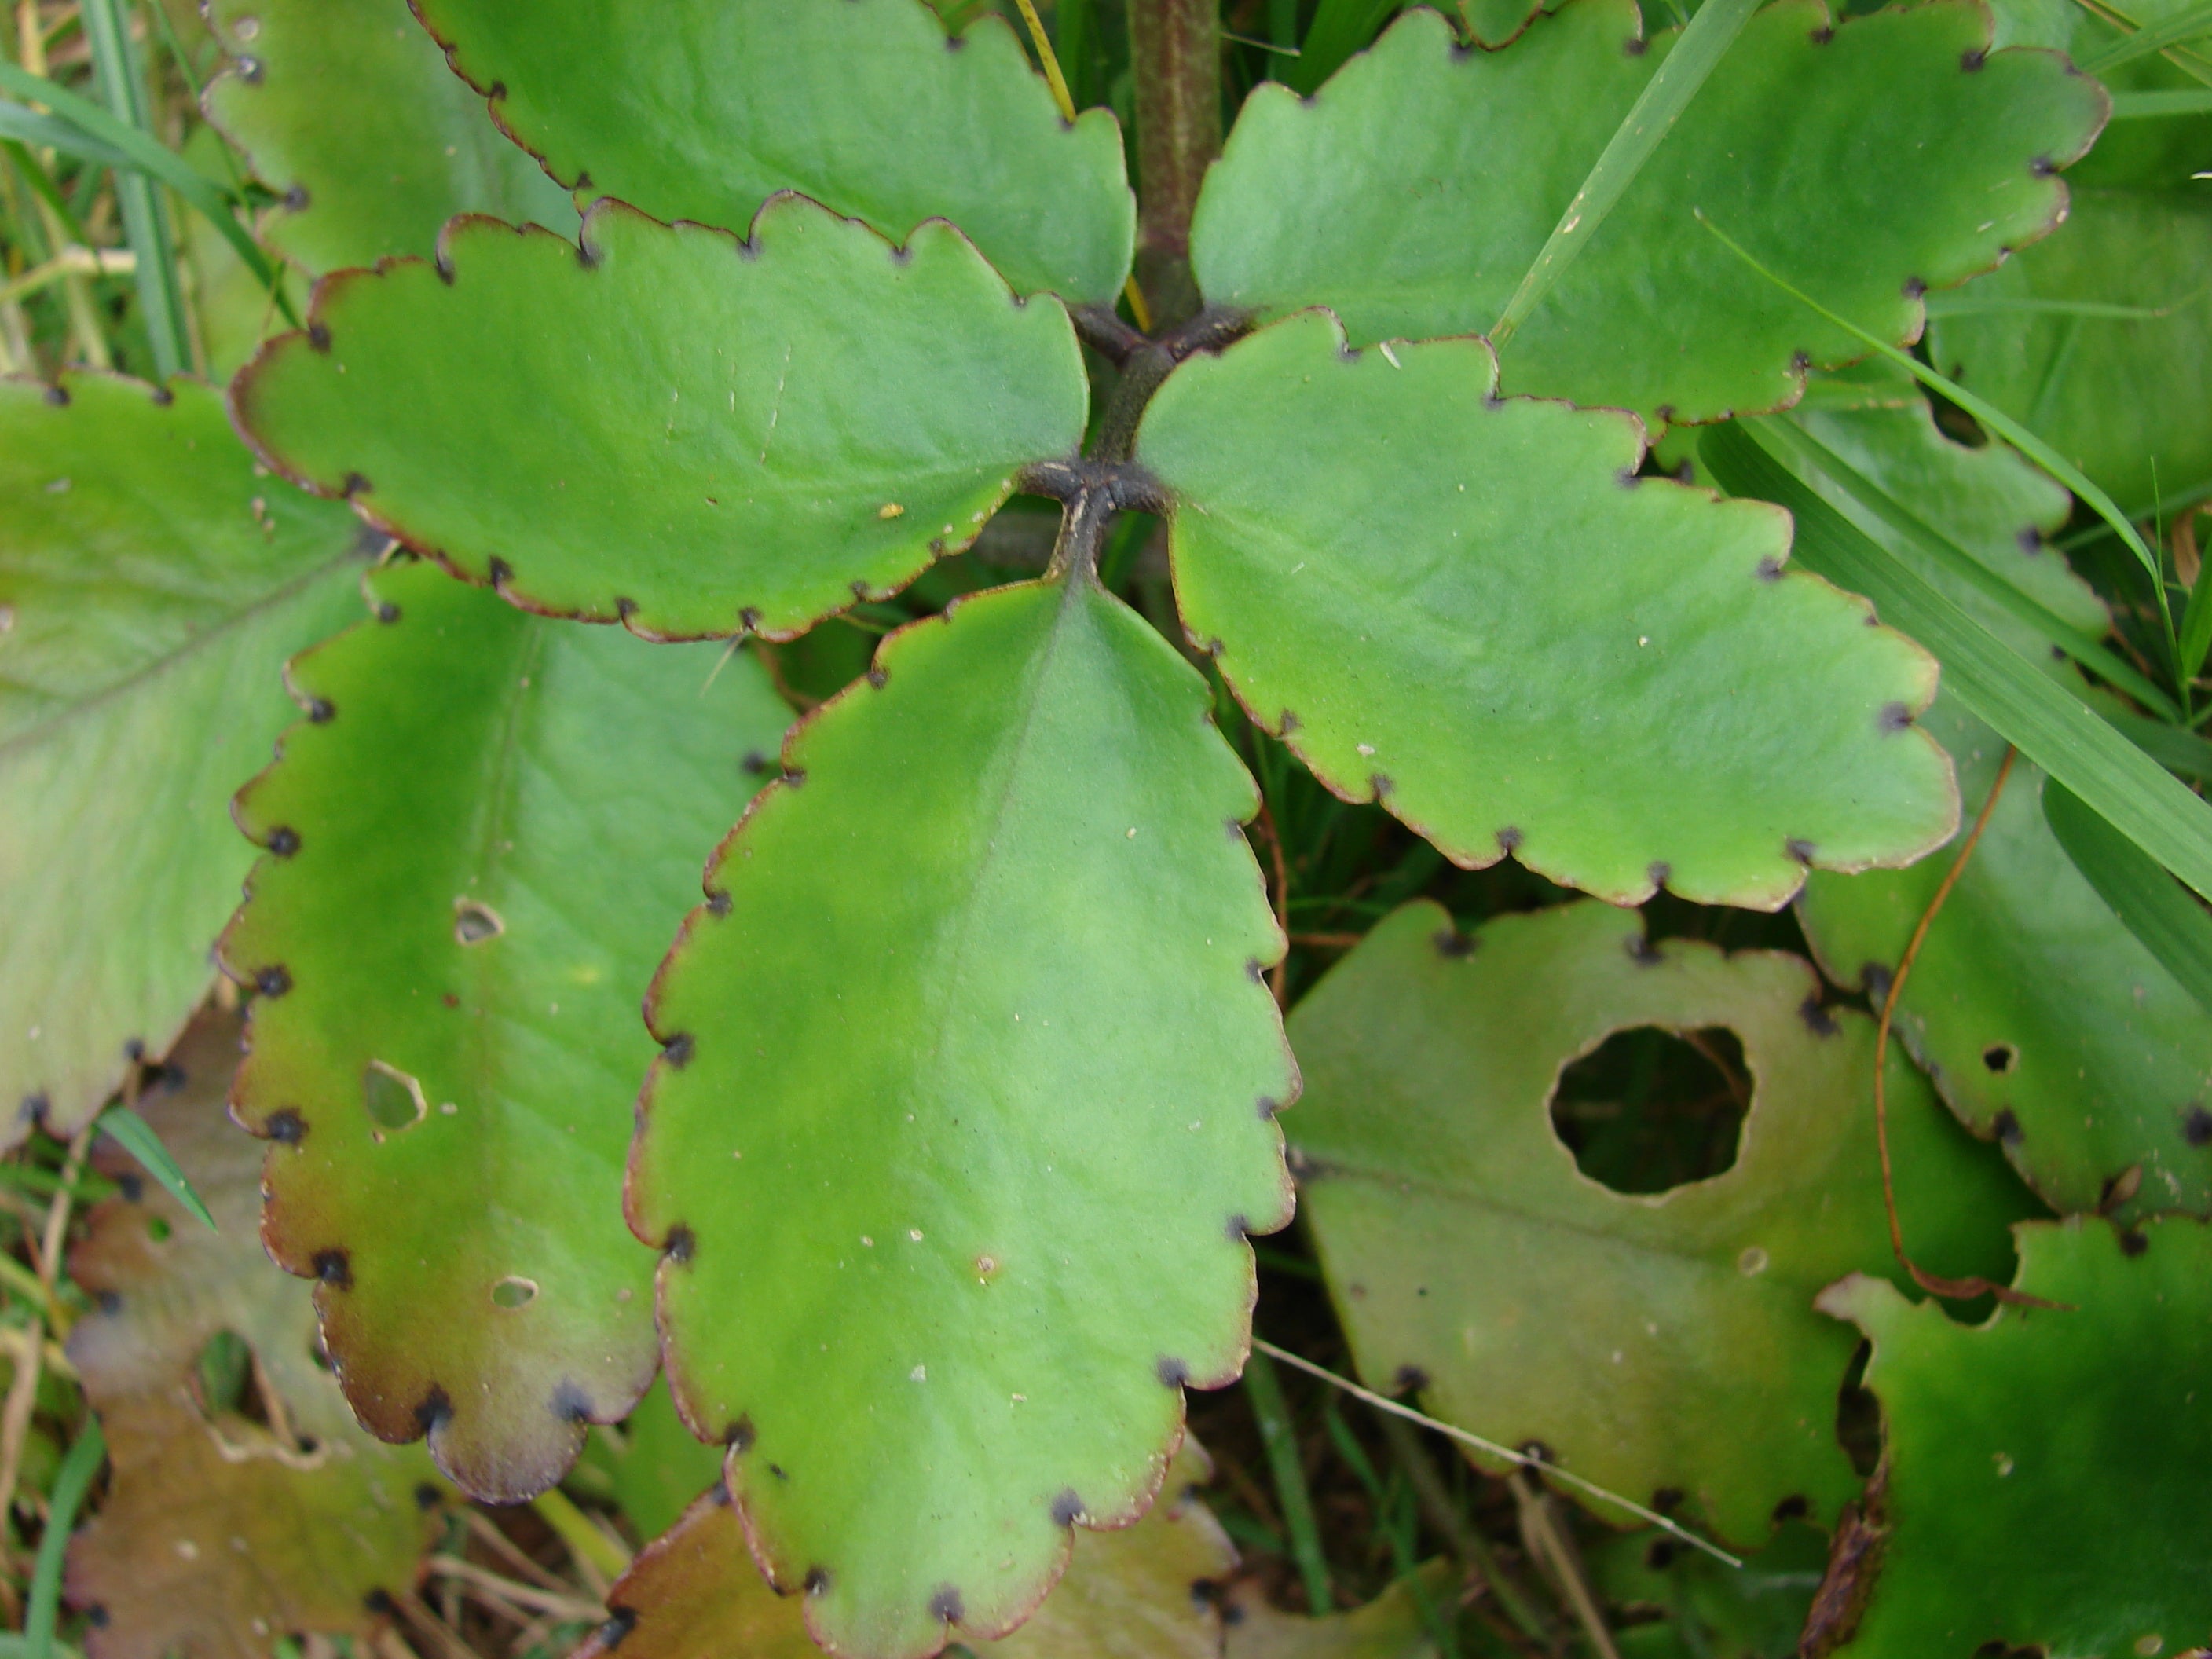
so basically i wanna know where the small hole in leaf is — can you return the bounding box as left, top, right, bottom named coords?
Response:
left=454, top=899, right=504, bottom=946
left=491, top=1276, right=538, bottom=1310
left=1550, top=1026, right=1749, bottom=1194
left=364, top=1061, right=427, bottom=1135
left=1983, top=1043, right=2018, bottom=1075
left=194, top=1330, right=251, bottom=1419
left=146, top=1215, right=171, bottom=1243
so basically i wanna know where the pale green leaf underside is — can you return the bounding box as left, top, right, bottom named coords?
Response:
left=222, top=562, right=791, bottom=1503
left=582, top=1445, right=1232, bottom=1659
left=230, top=197, right=1087, bottom=643
left=1285, top=900, right=2032, bottom=1547
left=1191, top=0, right=2104, bottom=422
left=0, top=375, right=368, bottom=1141
left=412, top=0, right=1133, bottom=302
left=1819, top=1218, right=2212, bottom=1655
left=201, top=0, right=577, bottom=276
left=632, top=576, right=1292, bottom=1659
left=1137, top=316, right=1957, bottom=910
left=1798, top=695, right=2212, bottom=1220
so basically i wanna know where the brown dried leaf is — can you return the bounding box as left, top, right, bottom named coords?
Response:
left=64, top=1009, right=441, bottom=1659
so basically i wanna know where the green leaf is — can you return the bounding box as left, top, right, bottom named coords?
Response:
left=200, top=0, right=579, bottom=276
left=1811, top=1218, right=2212, bottom=1656
left=1189, top=0, right=2102, bottom=422
left=230, top=197, right=1087, bottom=643
left=1284, top=899, right=2035, bottom=1547
left=1796, top=695, right=2212, bottom=1220
left=1136, top=316, right=1957, bottom=910
left=96, top=1103, right=216, bottom=1231
left=630, top=574, right=1292, bottom=1658
left=64, top=1010, right=441, bottom=1659
left=1929, top=190, right=2212, bottom=513
left=0, top=375, right=369, bottom=1143
left=221, top=560, right=791, bottom=1503
left=2044, top=778, right=2212, bottom=1017
left=409, top=0, right=1133, bottom=303
left=1488, top=0, right=1763, bottom=350
left=575, top=1442, right=1235, bottom=1659
left=1703, top=421, right=2212, bottom=906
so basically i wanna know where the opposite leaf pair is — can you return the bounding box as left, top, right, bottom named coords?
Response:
left=209, top=0, right=2104, bottom=1653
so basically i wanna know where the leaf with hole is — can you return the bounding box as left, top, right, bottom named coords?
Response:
left=230, top=197, right=1087, bottom=643
left=1136, top=316, right=1957, bottom=910
left=200, top=0, right=578, bottom=276
left=221, top=559, right=792, bottom=1502
left=629, top=575, right=1292, bottom=1659
left=1189, top=0, right=2103, bottom=422
left=0, top=374, right=370, bottom=1146
left=409, top=0, right=1133, bottom=302
left=1809, top=1218, right=2212, bottom=1656
left=1284, top=899, right=2037, bottom=1547
left=1799, top=695, right=2212, bottom=1220
left=578, top=1442, right=1234, bottom=1659
left=63, top=1009, right=441, bottom=1659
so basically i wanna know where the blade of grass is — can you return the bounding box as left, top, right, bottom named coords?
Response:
left=1253, top=1339, right=1743, bottom=1567
left=0, top=60, right=296, bottom=328
left=2178, top=555, right=2212, bottom=684
left=80, top=0, right=189, bottom=379
left=1371, top=1410, right=1554, bottom=1644
left=2045, top=779, right=2212, bottom=1014
left=1924, top=290, right=2205, bottom=320
left=1763, top=414, right=2182, bottom=720
left=1706, top=420, right=2212, bottom=905
left=1243, top=1346, right=1335, bottom=1613
left=2079, top=0, right=2212, bottom=73
left=1287, top=0, right=1397, bottom=94
left=24, top=1415, right=103, bottom=1659
left=2104, top=706, right=2212, bottom=781
left=2109, top=86, right=2212, bottom=116
left=1489, top=0, right=1760, bottom=350
left=96, top=1102, right=216, bottom=1230
left=0, top=100, right=129, bottom=167
left=1695, top=209, right=2180, bottom=663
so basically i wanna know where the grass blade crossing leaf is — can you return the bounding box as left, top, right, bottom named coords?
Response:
left=96, top=1103, right=215, bottom=1232
left=2078, top=0, right=2212, bottom=73
left=1489, top=0, right=1760, bottom=348
left=2044, top=780, right=2212, bottom=1016
left=1703, top=420, right=2212, bottom=905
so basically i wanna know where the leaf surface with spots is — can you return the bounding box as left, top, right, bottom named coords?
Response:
left=230, top=197, right=1087, bottom=642
left=630, top=576, right=1292, bottom=1659
left=411, top=0, right=1133, bottom=302
left=222, top=560, right=792, bottom=1501
left=64, top=1010, right=441, bottom=1659
left=1137, top=317, right=1957, bottom=909
left=0, top=375, right=369, bottom=1144
left=1190, top=0, right=2103, bottom=422
left=201, top=0, right=577, bottom=276
left=1812, top=1218, right=2212, bottom=1656
left=1284, top=899, right=2036, bottom=1547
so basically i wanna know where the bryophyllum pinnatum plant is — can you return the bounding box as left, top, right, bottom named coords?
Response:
left=4, top=0, right=2212, bottom=1654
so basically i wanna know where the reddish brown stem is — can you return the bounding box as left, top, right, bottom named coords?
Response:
left=1873, top=748, right=2070, bottom=1311
left=1126, top=0, right=1221, bottom=327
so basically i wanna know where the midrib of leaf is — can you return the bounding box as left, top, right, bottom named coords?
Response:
left=1488, top=0, right=1762, bottom=350
left=0, top=545, right=364, bottom=759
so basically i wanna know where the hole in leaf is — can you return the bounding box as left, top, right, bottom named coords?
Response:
left=491, top=1276, right=538, bottom=1310
left=145, top=1215, right=170, bottom=1243
left=364, top=1060, right=427, bottom=1136
left=1549, top=1026, right=1749, bottom=1194
left=1982, top=1043, right=2019, bottom=1075
left=194, top=1330, right=251, bottom=1419
left=453, top=899, right=504, bottom=946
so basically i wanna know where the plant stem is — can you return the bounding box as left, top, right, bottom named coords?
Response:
left=1243, top=1346, right=1334, bottom=1613
left=1126, top=0, right=1219, bottom=328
